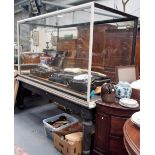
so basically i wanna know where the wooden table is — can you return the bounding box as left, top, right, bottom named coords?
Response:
left=123, top=119, right=140, bottom=155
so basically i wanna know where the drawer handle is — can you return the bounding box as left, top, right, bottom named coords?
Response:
left=102, top=117, right=104, bottom=120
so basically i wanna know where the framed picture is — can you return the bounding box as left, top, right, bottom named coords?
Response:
left=33, top=31, right=39, bottom=46
left=51, top=36, right=57, bottom=46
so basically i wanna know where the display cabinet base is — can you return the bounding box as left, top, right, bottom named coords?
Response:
left=16, top=78, right=95, bottom=155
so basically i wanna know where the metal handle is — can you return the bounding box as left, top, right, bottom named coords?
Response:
left=102, top=117, right=104, bottom=120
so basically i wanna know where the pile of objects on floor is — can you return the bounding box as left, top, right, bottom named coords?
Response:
left=48, top=115, right=71, bottom=128
left=43, top=113, right=83, bottom=155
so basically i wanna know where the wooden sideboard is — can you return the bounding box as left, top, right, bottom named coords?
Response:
left=123, top=119, right=140, bottom=155
left=93, top=100, right=140, bottom=155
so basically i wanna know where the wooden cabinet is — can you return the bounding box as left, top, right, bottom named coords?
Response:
left=57, top=25, right=140, bottom=80
left=57, top=39, right=77, bottom=58
left=93, top=100, right=139, bottom=155
left=57, top=39, right=78, bottom=68
left=94, top=113, right=110, bottom=154
left=76, top=25, right=139, bottom=81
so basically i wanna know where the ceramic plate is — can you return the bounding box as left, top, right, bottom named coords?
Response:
left=131, top=111, right=140, bottom=127
left=64, top=68, right=81, bottom=73
left=119, top=98, right=139, bottom=108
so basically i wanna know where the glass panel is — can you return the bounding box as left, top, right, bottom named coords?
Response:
left=90, top=20, right=135, bottom=102
left=19, top=6, right=91, bottom=101
left=19, top=24, right=31, bottom=53
left=18, top=3, right=137, bottom=105
left=94, top=7, right=125, bottom=22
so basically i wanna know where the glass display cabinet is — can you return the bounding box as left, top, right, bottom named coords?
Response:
left=17, top=2, right=138, bottom=108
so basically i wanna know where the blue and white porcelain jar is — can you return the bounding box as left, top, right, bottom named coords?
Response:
left=114, top=82, right=132, bottom=99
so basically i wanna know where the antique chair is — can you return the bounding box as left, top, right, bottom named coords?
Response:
left=115, top=65, right=139, bottom=83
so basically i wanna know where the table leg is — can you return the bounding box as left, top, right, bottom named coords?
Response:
left=82, top=120, right=93, bottom=155
left=16, top=82, right=25, bottom=109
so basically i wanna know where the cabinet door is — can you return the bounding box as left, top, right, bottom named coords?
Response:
left=94, top=113, right=110, bottom=154
left=110, top=116, right=127, bottom=136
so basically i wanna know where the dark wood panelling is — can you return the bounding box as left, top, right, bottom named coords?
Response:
left=109, top=136, right=127, bottom=155
left=135, top=31, right=140, bottom=74
left=94, top=113, right=110, bottom=154
left=57, top=39, right=77, bottom=58
left=110, top=116, right=127, bottom=136
left=57, top=25, right=139, bottom=82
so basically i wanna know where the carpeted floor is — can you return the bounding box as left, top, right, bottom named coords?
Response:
left=14, top=96, right=62, bottom=155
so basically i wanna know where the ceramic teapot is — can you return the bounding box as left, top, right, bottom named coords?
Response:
left=114, top=82, right=132, bottom=99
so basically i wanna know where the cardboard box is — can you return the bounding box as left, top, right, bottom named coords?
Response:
left=53, top=123, right=83, bottom=155
left=53, top=133, right=82, bottom=155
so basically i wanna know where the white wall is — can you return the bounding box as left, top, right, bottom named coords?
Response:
left=30, top=27, right=49, bottom=52
left=30, top=27, right=78, bottom=53
left=98, top=0, right=140, bottom=17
